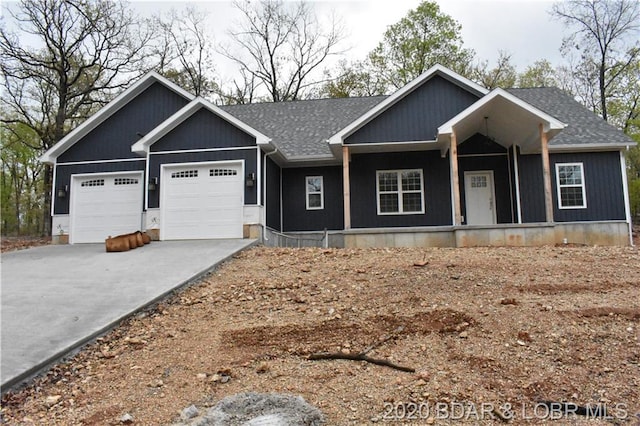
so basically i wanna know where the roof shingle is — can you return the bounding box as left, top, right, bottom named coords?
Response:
left=221, top=87, right=634, bottom=160
left=507, top=87, right=635, bottom=147
left=221, top=96, right=386, bottom=159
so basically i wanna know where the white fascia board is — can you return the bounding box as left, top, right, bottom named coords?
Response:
left=549, top=143, right=634, bottom=152
left=40, top=72, right=195, bottom=164
left=328, top=64, right=489, bottom=146
left=438, top=88, right=567, bottom=136
left=131, top=97, right=272, bottom=155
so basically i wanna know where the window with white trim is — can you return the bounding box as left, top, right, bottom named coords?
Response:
left=376, top=169, right=425, bottom=215
left=306, top=176, right=324, bottom=210
left=556, top=163, right=586, bottom=209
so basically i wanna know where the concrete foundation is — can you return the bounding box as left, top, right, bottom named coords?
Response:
left=335, top=221, right=631, bottom=248
left=343, top=227, right=455, bottom=248
left=146, top=228, right=160, bottom=241
left=52, top=234, right=69, bottom=245
left=243, top=224, right=263, bottom=240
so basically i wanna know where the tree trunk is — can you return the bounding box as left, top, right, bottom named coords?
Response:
left=599, top=54, right=608, bottom=121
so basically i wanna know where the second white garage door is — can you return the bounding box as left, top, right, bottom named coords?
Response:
left=161, top=162, right=244, bottom=240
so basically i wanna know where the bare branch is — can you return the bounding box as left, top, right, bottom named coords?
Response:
left=219, top=0, right=345, bottom=102
left=552, top=0, right=640, bottom=121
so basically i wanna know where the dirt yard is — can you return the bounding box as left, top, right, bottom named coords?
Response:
left=0, top=236, right=51, bottom=253
left=1, top=245, right=639, bottom=425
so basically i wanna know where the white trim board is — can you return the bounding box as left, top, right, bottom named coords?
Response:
left=619, top=152, right=634, bottom=246
left=57, top=158, right=146, bottom=166
left=149, top=146, right=259, bottom=155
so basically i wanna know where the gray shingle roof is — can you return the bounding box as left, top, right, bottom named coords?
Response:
left=221, top=88, right=633, bottom=160
left=507, top=87, right=635, bottom=147
left=221, top=96, right=386, bottom=159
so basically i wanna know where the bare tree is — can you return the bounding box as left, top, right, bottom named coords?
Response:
left=216, top=69, right=260, bottom=105
left=0, top=0, right=152, bottom=235
left=151, top=6, right=218, bottom=98
left=552, top=0, right=640, bottom=121
left=471, top=51, right=518, bottom=89
left=220, top=0, right=345, bottom=102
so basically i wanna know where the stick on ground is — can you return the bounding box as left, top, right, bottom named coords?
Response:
left=307, top=352, right=415, bottom=373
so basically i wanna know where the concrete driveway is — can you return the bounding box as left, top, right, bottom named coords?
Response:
left=1, top=239, right=254, bottom=391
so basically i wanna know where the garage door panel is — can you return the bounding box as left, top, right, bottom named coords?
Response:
left=162, top=163, right=243, bottom=240
left=70, top=173, right=143, bottom=243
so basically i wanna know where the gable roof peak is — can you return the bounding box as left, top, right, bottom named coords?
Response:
left=131, top=96, right=272, bottom=156
left=40, top=71, right=195, bottom=164
left=327, top=64, right=488, bottom=148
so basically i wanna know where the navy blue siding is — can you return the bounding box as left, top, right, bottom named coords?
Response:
left=350, top=151, right=452, bottom=228
left=551, top=152, right=625, bottom=222
left=54, top=161, right=146, bottom=215
left=282, top=166, right=344, bottom=231
left=58, top=83, right=189, bottom=162
left=517, top=153, right=546, bottom=223
left=150, top=108, right=255, bottom=152
left=458, top=133, right=507, bottom=155
left=345, top=75, right=479, bottom=144
left=148, top=150, right=258, bottom=208
left=458, top=155, right=513, bottom=224
left=265, top=157, right=281, bottom=231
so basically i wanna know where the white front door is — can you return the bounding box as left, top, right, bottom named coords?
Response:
left=161, top=162, right=244, bottom=240
left=464, top=171, right=496, bottom=225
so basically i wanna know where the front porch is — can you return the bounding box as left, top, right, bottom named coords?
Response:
left=273, top=221, right=630, bottom=248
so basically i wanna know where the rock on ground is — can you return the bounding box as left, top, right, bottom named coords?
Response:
left=174, top=393, right=324, bottom=426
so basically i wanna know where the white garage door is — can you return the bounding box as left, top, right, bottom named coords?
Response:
left=70, top=172, right=143, bottom=243
left=161, top=162, right=243, bottom=240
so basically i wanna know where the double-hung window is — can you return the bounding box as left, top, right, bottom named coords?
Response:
left=555, top=163, right=586, bottom=209
left=376, top=169, right=425, bottom=215
left=306, top=176, right=324, bottom=210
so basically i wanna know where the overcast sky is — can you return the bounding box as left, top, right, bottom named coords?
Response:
left=131, top=0, right=568, bottom=72
left=2, top=0, right=570, bottom=82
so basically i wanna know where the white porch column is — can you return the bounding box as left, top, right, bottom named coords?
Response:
left=539, top=123, right=554, bottom=223
left=450, top=131, right=462, bottom=225
left=343, top=146, right=351, bottom=230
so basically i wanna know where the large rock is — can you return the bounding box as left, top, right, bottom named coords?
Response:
left=174, top=393, right=324, bottom=426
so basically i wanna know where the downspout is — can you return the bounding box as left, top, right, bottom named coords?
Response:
left=620, top=150, right=634, bottom=246
left=256, top=147, right=262, bottom=206
left=512, top=144, right=523, bottom=224
left=50, top=159, right=57, bottom=219
left=263, top=148, right=279, bottom=240
left=144, top=150, right=150, bottom=232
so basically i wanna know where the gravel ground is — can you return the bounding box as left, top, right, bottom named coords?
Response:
left=1, top=245, right=639, bottom=425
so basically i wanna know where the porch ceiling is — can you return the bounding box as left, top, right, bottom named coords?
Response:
left=437, top=88, right=566, bottom=154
